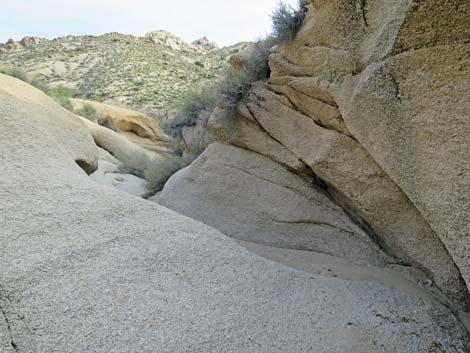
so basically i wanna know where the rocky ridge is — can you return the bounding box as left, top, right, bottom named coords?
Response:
left=0, top=31, right=244, bottom=113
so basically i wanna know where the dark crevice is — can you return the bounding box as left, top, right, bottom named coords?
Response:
left=261, top=83, right=359, bottom=141
left=0, top=303, right=18, bottom=352
left=238, top=238, right=337, bottom=258
left=217, top=161, right=314, bottom=201
left=323, top=183, right=401, bottom=264
left=268, top=216, right=374, bottom=244
left=75, top=159, right=96, bottom=175
left=244, top=103, right=314, bottom=179
left=388, top=71, right=402, bottom=102
left=360, top=0, right=369, bottom=28
left=246, top=97, right=398, bottom=260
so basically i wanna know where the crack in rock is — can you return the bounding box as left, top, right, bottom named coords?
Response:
left=0, top=304, right=18, bottom=352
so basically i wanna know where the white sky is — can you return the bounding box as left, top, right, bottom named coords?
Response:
left=0, top=0, right=299, bottom=46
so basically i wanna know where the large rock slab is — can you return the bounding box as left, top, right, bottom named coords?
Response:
left=246, top=0, right=470, bottom=307
left=161, top=143, right=395, bottom=267
left=72, top=99, right=171, bottom=154
left=80, top=117, right=159, bottom=172
left=209, top=102, right=307, bottom=172
left=341, top=43, right=470, bottom=296
left=0, top=74, right=98, bottom=174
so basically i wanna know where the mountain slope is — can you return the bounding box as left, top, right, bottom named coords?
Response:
left=0, top=32, right=246, bottom=114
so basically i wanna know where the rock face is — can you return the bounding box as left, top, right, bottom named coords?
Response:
left=144, top=31, right=217, bottom=53
left=89, top=148, right=149, bottom=197
left=192, top=36, right=218, bottom=52
left=2, top=74, right=470, bottom=353
left=0, top=36, right=47, bottom=51
left=72, top=99, right=171, bottom=154
left=0, top=74, right=98, bottom=174
left=161, top=143, right=390, bottom=267
left=160, top=0, right=470, bottom=309
left=180, top=120, right=212, bottom=165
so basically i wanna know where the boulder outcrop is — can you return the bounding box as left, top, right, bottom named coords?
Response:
left=160, top=0, right=470, bottom=310
left=1, top=74, right=470, bottom=352
left=144, top=31, right=216, bottom=53
left=191, top=36, right=218, bottom=52
left=0, top=74, right=98, bottom=174
left=161, top=143, right=390, bottom=267
left=72, top=99, right=171, bottom=154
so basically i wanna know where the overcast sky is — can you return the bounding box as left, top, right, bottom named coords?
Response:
left=0, top=0, right=299, bottom=46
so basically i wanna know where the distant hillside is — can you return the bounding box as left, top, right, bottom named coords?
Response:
left=0, top=31, right=249, bottom=114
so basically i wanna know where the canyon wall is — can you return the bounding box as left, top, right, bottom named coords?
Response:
left=160, top=0, right=470, bottom=308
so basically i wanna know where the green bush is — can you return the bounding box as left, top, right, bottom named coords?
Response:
left=48, top=85, right=75, bottom=111
left=0, top=66, right=12, bottom=75
left=30, top=75, right=48, bottom=92
left=179, top=84, right=220, bottom=126
left=77, top=103, right=97, bottom=120
left=220, top=39, right=274, bottom=109
left=144, top=155, right=182, bottom=193
left=0, top=66, right=31, bottom=83
left=0, top=65, right=51, bottom=93
left=10, top=67, right=30, bottom=82
left=271, top=0, right=309, bottom=43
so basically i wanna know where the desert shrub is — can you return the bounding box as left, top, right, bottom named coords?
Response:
left=219, top=38, right=274, bottom=110
left=77, top=103, right=97, bottom=120
left=10, top=67, right=30, bottom=82
left=30, top=75, right=48, bottom=92
left=0, top=65, right=50, bottom=93
left=0, top=66, right=31, bottom=83
left=48, top=85, right=75, bottom=110
left=271, top=0, right=309, bottom=43
left=0, top=66, right=12, bottom=75
left=179, top=84, right=220, bottom=126
left=115, top=148, right=156, bottom=179
left=144, top=155, right=182, bottom=193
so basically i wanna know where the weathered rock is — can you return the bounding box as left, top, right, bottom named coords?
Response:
left=72, top=99, right=171, bottom=154
left=79, top=116, right=158, bottom=172
left=90, top=164, right=148, bottom=197
left=3, top=39, right=22, bottom=51
left=161, top=143, right=392, bottom=267
left=0, top=73, right=98, bottom=174
left=219, top=0, right=470, bottom=308
left=144, top=30, right=205, bottom=52
left=208, top=102, right=306, bottom=172
left=191, top=36, right=218, bottom=52
left=19, top=36, right=47, bottom=48
left=268, top=80, right=351, bottom=136
left=243, top=83, right=469, bottom=304
left=268, top=0, right=470, bottom=302
left=180, top=120, right=212, bottom=165
left=341, top=43, right=470, bottom=298
left=2, top=71, right=470, bottom=353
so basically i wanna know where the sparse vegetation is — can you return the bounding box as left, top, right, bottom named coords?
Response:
left=10, top=67, right=30, bottom=82
left=179, top=84, right=220, bottom=127
left=0, top=33, right=235, bottom=113
left=144, top=155, right=182, bottom=193
left=77, top=103, right=97, bottom=120
left=220, top=38, right=274, bottom=109
left=271, top=0, right=309, bottom=43
left=1, top=66, right=30, bottom=83
left=48, top=85, right=75, bottom=110
left=0, top=65, right=51, bottom=93
left=31, top=75, right=49, bottom=92
left=323, top=51, right=360, bottom=83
